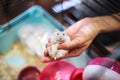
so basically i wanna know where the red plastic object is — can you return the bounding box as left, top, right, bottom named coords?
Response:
left=40, top=60, right=77, bottom=80
left=89, top=57, right=120, bottom=74
left=17, top=66, right=41, bottom=80
left=70, top=68, right=84, bottom=80
left=83, top=57, right=120, bottom=80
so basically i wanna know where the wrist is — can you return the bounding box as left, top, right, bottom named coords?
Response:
left=77, top=18, right=102, bottom=39
left=80, top=17, right=102, bottom=36
left=92, top=16, right=120, bottom=33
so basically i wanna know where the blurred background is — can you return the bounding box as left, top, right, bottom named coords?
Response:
left=0, top=0, right=120, bottom=80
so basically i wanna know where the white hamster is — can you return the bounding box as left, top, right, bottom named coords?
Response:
left=47, top=30, right=71, bottom=60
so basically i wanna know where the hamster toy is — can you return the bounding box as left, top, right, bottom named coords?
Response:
left=83, top=57, right=120, bottom=80
left=47, top=30, right=71, bottom=60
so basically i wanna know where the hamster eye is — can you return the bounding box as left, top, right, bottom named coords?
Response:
left=63, top=33, right=65, bottom=35
left=57, top=33, right=59, bottom=35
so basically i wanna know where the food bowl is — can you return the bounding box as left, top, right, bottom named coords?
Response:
left=40, top=60, right=77, bottom=80
left=17, top=66, right=41, bottom=80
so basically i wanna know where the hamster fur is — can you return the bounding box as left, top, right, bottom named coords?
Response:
left=47, top=30, right=71, bottom=60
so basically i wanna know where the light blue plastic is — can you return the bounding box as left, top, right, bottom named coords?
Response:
left=0, top=5, right=65, bottom=54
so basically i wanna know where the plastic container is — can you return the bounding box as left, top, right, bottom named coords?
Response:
left=0, top=5, right=65, bottom=79
left=0, top=5, right=64, bottom=54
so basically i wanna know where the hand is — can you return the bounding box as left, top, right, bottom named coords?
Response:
left=41, top=18, right=102, bottom=62
left=41, top=15, right=120, bottom=63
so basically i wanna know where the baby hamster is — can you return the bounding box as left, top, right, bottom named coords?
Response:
left=47, top=30, right=71, bottom=60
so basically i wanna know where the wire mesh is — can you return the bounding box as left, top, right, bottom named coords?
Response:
left=0, top=0, right=35, bottom=25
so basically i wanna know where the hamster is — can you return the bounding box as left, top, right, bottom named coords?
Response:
left=47, top=30, right=71, bottom=60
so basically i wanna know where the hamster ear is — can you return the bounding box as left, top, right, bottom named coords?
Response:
left=54, top=29, right=59, bottom=32
left=63, top=30, right=65, bottom=33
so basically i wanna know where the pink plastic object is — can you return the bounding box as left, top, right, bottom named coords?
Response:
left=40, top=60, right=77, bottom=80
left=83, top=57, right=120, bottom=80
left=70, top=68, right=84, bottom=80
left=17, top=66, right=41, bottom=80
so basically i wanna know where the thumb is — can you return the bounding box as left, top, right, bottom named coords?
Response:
left=58, top=38, right=83, bottom=50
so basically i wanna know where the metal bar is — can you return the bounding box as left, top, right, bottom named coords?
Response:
left=90, top=39, right=112, bottom=57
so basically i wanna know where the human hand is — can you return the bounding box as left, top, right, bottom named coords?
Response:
left=41, top=18, right=102, bottom=62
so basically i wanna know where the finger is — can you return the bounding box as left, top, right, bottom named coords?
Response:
left=41, top=57, right=62, bottom=63
left=48, top=38, right=51, bottom=43
left=64, top=49, right=82, bottom=58
left=41, top=57, right=53, bottom=63
left=45, top=38, right=51, bottom=48
left=46, top=42, right=52, bottom=48
left=58, top=37, right=85, bottom=50
left=63, top=46, right=86, bottom=58
left=44, top=49, right=49, bottom=56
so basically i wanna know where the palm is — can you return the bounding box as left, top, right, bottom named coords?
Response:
left=41, top=18, right=100, bottom=62
left=63, top=21, right=97, bottom=58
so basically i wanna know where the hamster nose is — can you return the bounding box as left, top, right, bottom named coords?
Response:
left=60, top=38, right=62, bottom=40
left=59, top=38, right=62, bottom=42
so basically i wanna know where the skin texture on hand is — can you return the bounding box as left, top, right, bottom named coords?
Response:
left=41, top=18, right=101, bottom=62
left=41, top=15, right=120, bottom=63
